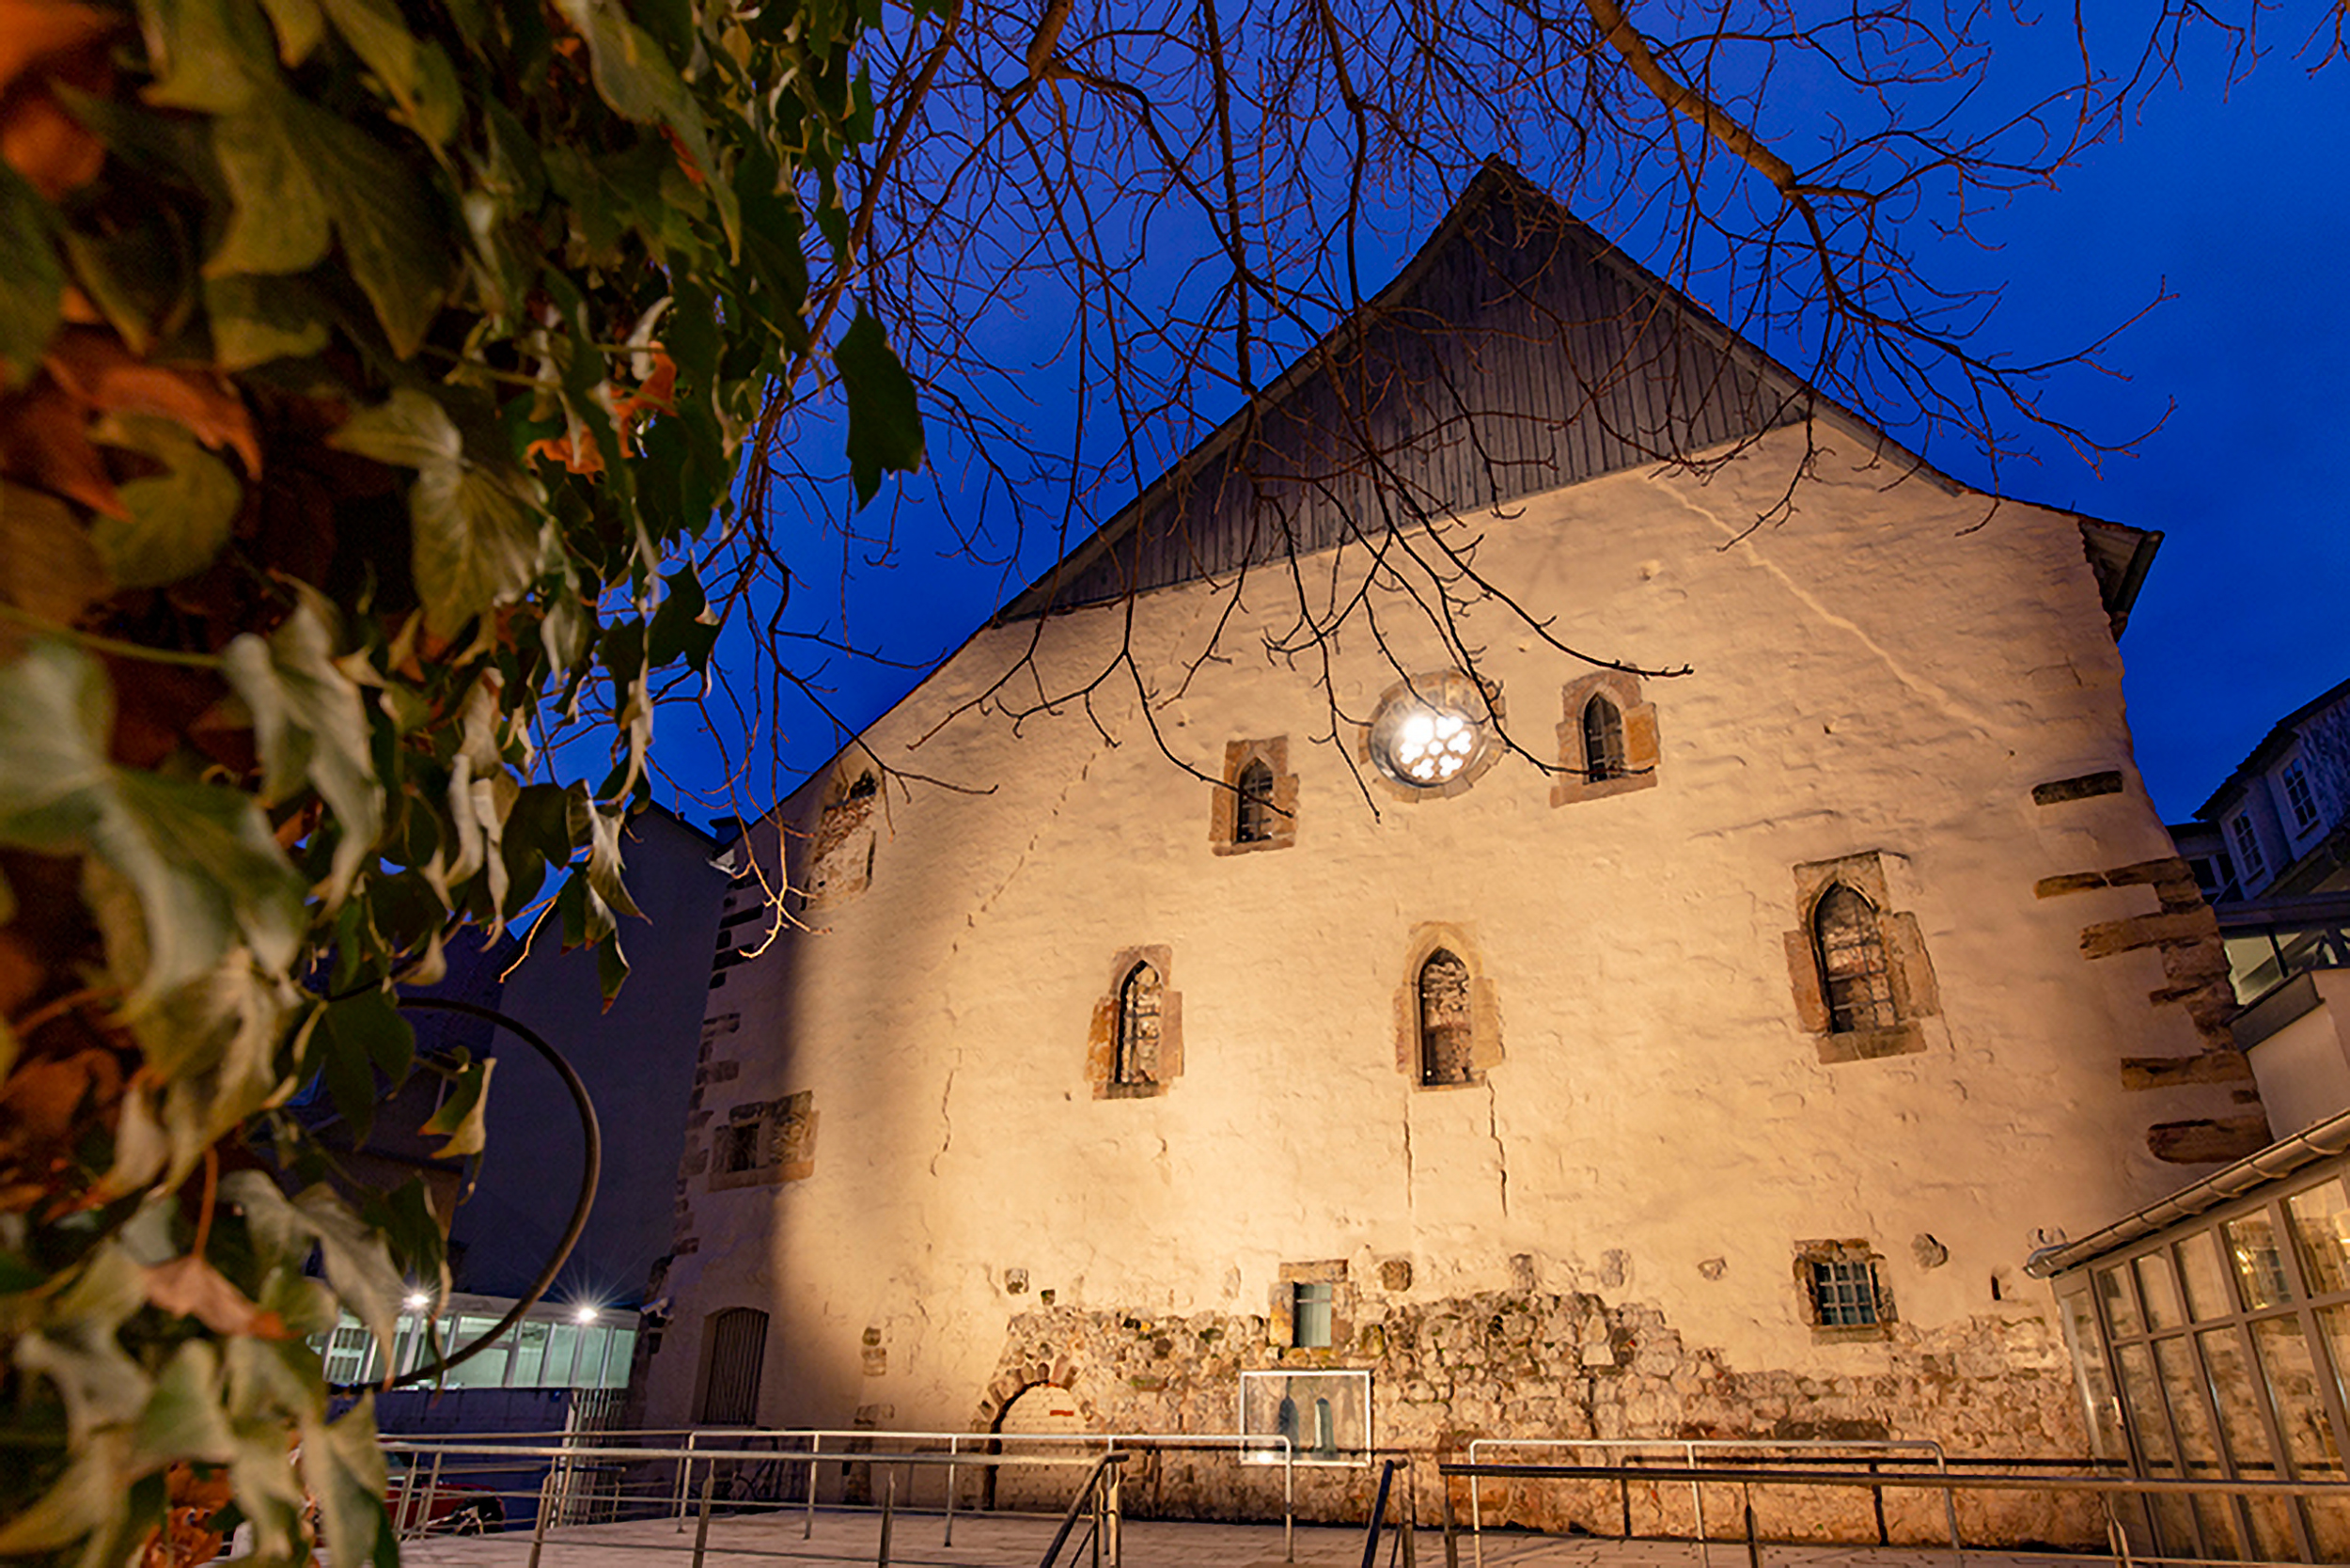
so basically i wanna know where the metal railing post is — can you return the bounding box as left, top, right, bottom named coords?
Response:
left=1466, top=1439, right=1484, bottom=1568
left=877, top=1468, right=894, bottom=1568
left=526, top=1469, right=554, bottom=1568
left=944, top=1434, right=958, bottom=1545
left=1284, top=1436, right=1295, bottom=1563
left=1442, top=1466, right=1461, bottom=1568
left=807, top=1433, right=821, bottom=1539
left=690, top=1460, right=716, bottom=1568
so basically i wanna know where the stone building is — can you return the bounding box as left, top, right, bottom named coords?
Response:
left=636, top=165, right=2264, bottom=1541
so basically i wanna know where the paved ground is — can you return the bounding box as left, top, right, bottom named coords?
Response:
left=394, top=1509, right=2100, bottom=1568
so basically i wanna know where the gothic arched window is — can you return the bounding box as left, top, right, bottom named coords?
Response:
left=1418, top=949, right=1475, bottom=1085
left=1813, top=885, right=1898, bottom=1034
left=1115, top=962, right=1163, bottom=1085
left=1235, top=759, right=1277, bottom=844
left=1581, top=695, right=1627, bottom=781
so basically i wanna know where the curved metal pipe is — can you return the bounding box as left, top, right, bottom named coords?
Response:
left=330, top=996, right=603, bottom=1393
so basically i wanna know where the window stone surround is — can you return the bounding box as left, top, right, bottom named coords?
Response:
left=1552, top=671, right=1661, bottom=807
left=1086, top=945, right=1183, bottom=1099
left=1210, top=736, right=1300, bottom=855
left=1782, top=852, right=1941, bottom=1064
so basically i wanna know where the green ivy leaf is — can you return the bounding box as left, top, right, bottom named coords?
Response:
left=139, top=0, right=277, bottom=114
left=333, top=388, right=547, bottom=637
left=0, top=643, right=306, bottom=1000
left=836, top=305, right=923, bottom=508
left=222, top=594, right=384, bottom=904
left=88, top=414, right=243, bottom=588
left=292, top=1184, right=403, bottom=1363
left=209, top=88, right=332, bottom=275
left=0, top=1433, right=134, bottom=1556
left=305, top=102, right=448, bottom=354
left=133, top=1341, right=239, bottom=1469
left=316, top=0, right=462, bottom=147
left=549, top=0, right=737, bottom=243
left=254, top=0, right=323, bottom=62
left=417, top=1054, right=492, bottom=1158
left=205, top=273, right=329, bottom=368
left=0, top=165, right=63, bottom=391
left=299, top=1399, right=388, bottom=1568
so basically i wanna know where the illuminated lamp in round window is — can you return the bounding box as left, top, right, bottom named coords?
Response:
left=1367, top=675, right=1493, bottom=791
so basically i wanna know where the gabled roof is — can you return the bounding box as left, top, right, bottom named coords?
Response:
left=993, top=158, right=2157, bottom=635
left=2196, top=673, right=2350, bottom=820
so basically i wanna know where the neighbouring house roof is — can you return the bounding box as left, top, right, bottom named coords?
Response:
left=2197, top=673, right=2350, bottom=820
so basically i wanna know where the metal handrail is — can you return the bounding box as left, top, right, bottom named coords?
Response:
left=1434, top=1458, right=2350, bottom=1568
left=1460, top=1436, right=1959, bottom=1568
left=1036, top=1450, right=1128, bottom=1568
left=657, top=1424, right=1295, bottom=1559
left=1360, top=1457, right=1416, bottom=1568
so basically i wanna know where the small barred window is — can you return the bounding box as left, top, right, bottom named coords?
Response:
left=1236, top=760, right=1277, bottom=844
left=1418, top=949, right=1475, bottom=1085
left=1808, top=1257, right=1886, bottom=1327
left=1581, top=695, right=1627, bottom=781
left=1813, top=884, right=1898, bottom=1034
left=1115, top=962, right=1163, bottom=1086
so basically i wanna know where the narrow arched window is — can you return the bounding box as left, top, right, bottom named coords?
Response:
left=1813, top=885, right=1898, bottom=1033
left=1582, top=695, right=1627, bottom=781
left=1235, top=759, right=1277, bottom=843
left=1418, top=949, right=1474, bottom=1085
left=1115, top=962, right=1162, bottom=1085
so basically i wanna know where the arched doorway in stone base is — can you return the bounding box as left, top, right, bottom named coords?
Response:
left=983, top=1381, right=1092, bottom=1514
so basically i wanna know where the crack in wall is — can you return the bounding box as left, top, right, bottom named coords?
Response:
left=930, top=1052, right=961, bottom=1176
left=1676, top=489, right=1996, bottom=740
left=961, top=742, right=1109, bottom=929
left=1485, top=1079, right=1511, bottom=1216
left=1401, top=1104, right=1416, bottom=1213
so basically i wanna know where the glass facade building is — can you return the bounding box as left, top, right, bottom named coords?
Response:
left=2042, top=1137, right=2350, bottom=1563
left=319, top=1292, right=636, bottom=1392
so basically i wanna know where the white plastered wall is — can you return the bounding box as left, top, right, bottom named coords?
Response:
left=646, top=424, right=2231, bottom=1447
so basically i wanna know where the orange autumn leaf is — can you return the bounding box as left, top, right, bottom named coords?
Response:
left=0, top=372, right=125, bottom=515
left=145, top=1253, right=291, bottom=1338
left=530, top=351, right=675, bottom=476
left=525, top=431, right=604, bottom=476
left=45, top=329, right=262, bottom=476
left=0, top=0, right=119, bottom=200
left=0, top=0, right=117, bottom=94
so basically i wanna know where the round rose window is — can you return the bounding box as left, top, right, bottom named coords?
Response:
left=1368, top=679, right=1490, bottom=790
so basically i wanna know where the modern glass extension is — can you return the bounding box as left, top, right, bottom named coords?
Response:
left=2043, top=1143, right=2350, bottom=1563
left=317, top=1291, right=636, bottom=1391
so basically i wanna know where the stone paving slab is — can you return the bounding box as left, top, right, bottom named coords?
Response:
left=393, top=1510, right=2103, bottom=1568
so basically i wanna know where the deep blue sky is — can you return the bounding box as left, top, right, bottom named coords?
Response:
left=642, top=28, right=2347, bottom=832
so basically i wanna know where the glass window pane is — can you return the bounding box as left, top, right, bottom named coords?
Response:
left=2225, top=1214, right=2293, bottom=1310
left=508, top=1319, right=550, bottom=1387
left=445, top=1316, right=510, bottom=1388
left=544, top=1322, right=580, bottom=1387
left=2181, top=1230, right=2234, bottom=1321
left=2201, top=1326, right=2300, bottom=1560
left=2287, top=1180, right=2350, bottom=1298
left=2098, top=1262, right=2143, bottom=1338
left=2060, top=1289, right=2127, bottom=1461
left=2252, top=1314, right=2350, bottom=1560
left=2153, top=1336, right=2248, bottom=1558
left=2115, top=1342, right=2197, bottom=1556
left=2138, top=1250, right=2186, bottom=1331
left=603, top=1327, right=636, bottom=1388
left=572, top=1325, right=609, bottom=1387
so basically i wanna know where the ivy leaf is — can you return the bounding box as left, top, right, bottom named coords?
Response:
left=253, top=0, right=321, bottom=61
left=836, top=306, right=923, bottom=508
left=145, top=1254, right=285, bottom=1338
left=331, top=388, right=544, bottom=637
left=222, top=593, right=383, bottom=904
left=138, top=0, right=276, bottom=114
left=0, top=163, right=62, bottom=389
left=204, top=272, right=328, bottom=368
left=304, top=101, right=448, bottom=354
left=88, top=413, right=242, bottom=588
left=299, top=1399, right=387, bottom=1568
left=0, top=1433, right=133, bottom=1555
left=549, top=0, right=736, bottom=243
left=417, top=1054, right=491, bottom=1157
left=208, top=88, right=332, bottom=275
left=0, top=642, right=306, bottom=999
left=133, top=1341, right=239, bottom=1467
left=292, top=1184, right=402, bottom=1362
left=0, top=480, right=113, bottom=629
left=316, top=0, right=461, bottom=145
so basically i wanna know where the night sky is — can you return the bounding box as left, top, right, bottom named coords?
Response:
left=645, top=29, right=2348, bottom=835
